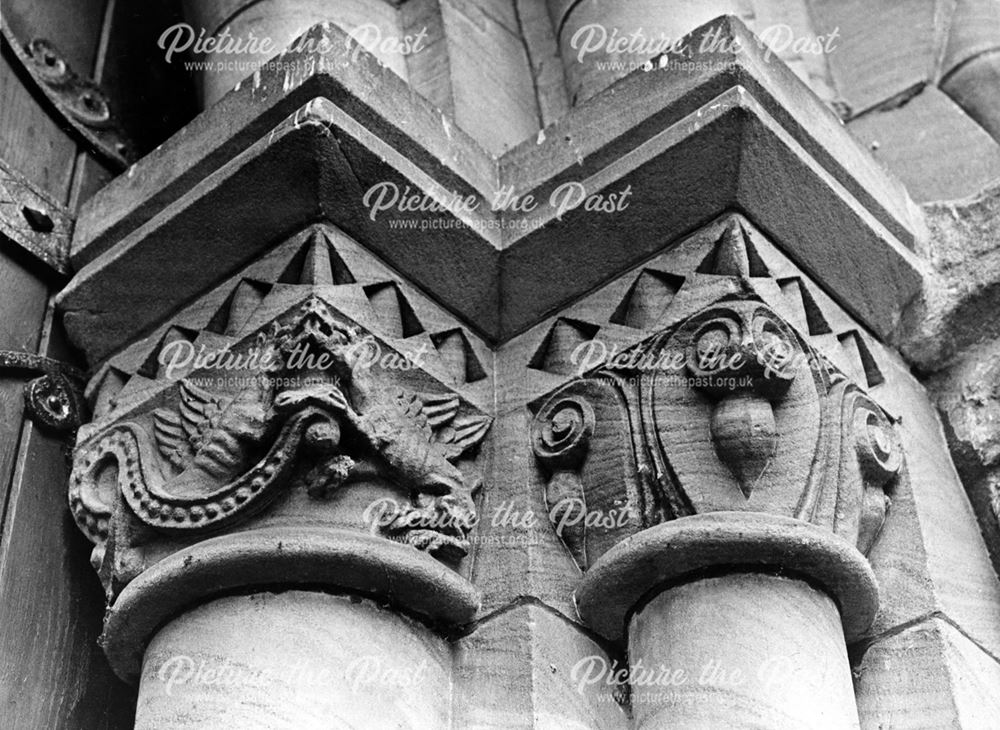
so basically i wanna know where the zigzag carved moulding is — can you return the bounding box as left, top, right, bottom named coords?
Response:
left=68, top=224, right=494, bottom=601
left=66, top=213, right=903, bottom=614
left=525, top=214, right=904, bottom=570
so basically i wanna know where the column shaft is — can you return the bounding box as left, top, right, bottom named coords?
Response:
left=136, top=591, right=452, bottom=729
left=182, top=0, right=406, bottom=106
left=628, top=573, right=859, bottom=730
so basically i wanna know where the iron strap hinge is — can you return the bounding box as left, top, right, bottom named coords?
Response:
left=1, top=24, right=135, bottom=170
left=0, top=350, right=86, bottom=433
left=0, top=156, right=73, bottom=276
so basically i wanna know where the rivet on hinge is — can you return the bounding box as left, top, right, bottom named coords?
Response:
left=0, top=26, right=135, bottom=169
left=0, top=350, right=86, bottom=434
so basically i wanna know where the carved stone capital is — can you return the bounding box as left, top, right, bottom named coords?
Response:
left=531, top=298, right=903, bottom=553
left=530, top=223, right=906, bottom=642
left=66, top=226, right=493, bottom=681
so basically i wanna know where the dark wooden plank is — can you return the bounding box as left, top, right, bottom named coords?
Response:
left=0, top=49, right=78, bottom=204
left=2, top=0, right=106, bottom=75
left=0, top=246, right=49, bottom=525
left=0, top=307, right=137, bottom=730
left=96, top=0, right=198, bottom=156
left=1, top=0, right=112, bottom=209
left=0, top=5, right=135, bottom=712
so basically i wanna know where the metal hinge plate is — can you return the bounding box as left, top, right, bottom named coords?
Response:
left=1, top=25, right=135, bottom=169
left=0, top=350, right=86, bottom=433
left=0, top=156, right=73, bottom=275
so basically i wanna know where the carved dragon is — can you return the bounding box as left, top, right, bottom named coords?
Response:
left=69, top=296, right=491, bottom=566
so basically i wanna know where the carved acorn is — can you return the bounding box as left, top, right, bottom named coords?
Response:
left=710, top=391, right=777, bottom=497
left=676, top=303, right=800, bottom=499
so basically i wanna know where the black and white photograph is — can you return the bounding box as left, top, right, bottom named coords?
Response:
left=1, top=1, right=999, bottom=728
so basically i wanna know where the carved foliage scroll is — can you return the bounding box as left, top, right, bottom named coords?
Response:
left=531, top=298, right=904, bottom=570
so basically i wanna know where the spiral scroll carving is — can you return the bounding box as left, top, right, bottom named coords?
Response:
left=530, top=296, right=906, bottom=564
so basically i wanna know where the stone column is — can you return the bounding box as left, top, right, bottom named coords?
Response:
left=57, top=9, right=968, bottom=725
left=547, top=1, right=839, bottom=108
left=532, top=289, right=903, bottom=730
left=631, top=574, right=855, bottom=729
left=548, top=0, right=751, bottom=103
left=135, top=592, right=451, bottom=729
left=177, top=0, right=543, bottom=156
left=90, top=523, right=480, bottom=729
left=66, top=278, right=493, bottom=728
left=576, top=514, right=873, bottom=729
left=938, top=0, right=1000, bottom=144
left=181, top=0, right=407, bottom=106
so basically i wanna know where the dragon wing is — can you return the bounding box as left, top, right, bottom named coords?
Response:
left=394, top=389, right=491, bottom=462
left=153, top=379, right=221, bottom=470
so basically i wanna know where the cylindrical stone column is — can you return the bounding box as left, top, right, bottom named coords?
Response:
left=136, top=591, right=452, bottom=729
left=939, top=0, right=1000, bottom=144
left=547, top=1, right=840, bottom=109
left=179, top=0, right=541, bottom=153
left=98, top=527, right=480, bottom=730
left=547, top=0, right=751, bottom=104
left=577, top=513, right=879, bottom=730
left=181, top=0, right=407, bottom=107
left=629, top=573, right=858, bottom=729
